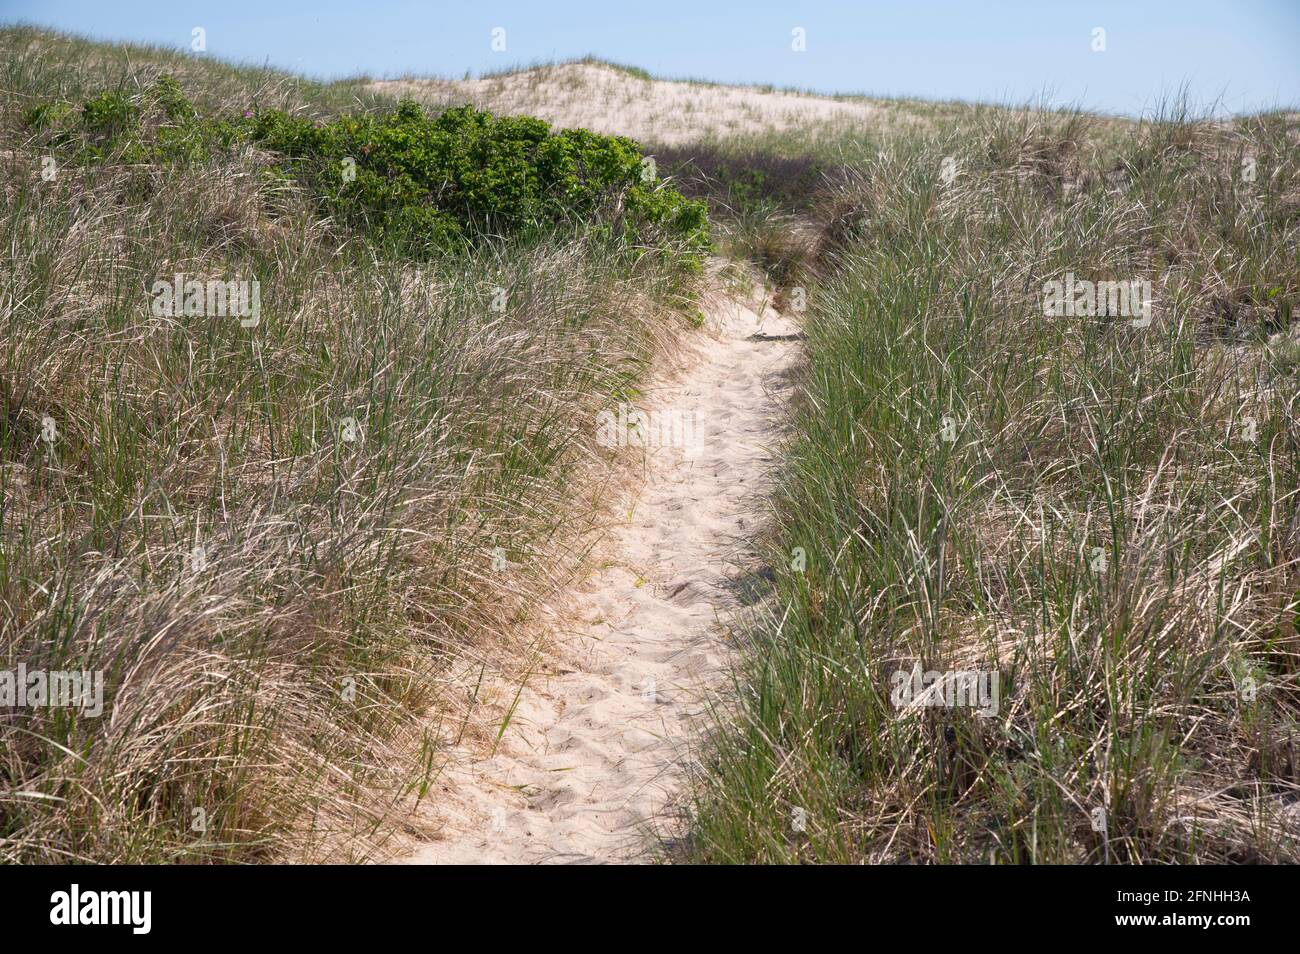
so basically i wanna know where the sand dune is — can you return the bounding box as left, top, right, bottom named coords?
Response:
left=371, top=62, right=883, bottom=145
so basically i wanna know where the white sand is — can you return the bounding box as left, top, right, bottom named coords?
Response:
left=403, top=274, right=800, bottom=864
left=371, top=62, right=881, bottom=145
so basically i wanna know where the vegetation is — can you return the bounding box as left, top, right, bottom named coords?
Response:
left=0, top=26, right=701, bottom=862
left=23, top=74, right=709, bottom=260
left=687, top=104, right=1300, bottom=863
left=247, top=101, right=707, bottom=258
left=4, top=23, right=1297, bottom=867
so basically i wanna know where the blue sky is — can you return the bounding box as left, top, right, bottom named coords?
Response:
left=4, top=0, right=1298, bottom=116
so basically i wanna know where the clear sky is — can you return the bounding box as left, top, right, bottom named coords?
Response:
left=4, top=0, right=1298, bottom=116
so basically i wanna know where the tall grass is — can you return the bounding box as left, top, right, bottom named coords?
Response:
left=688, top=104, right=1300, bottom=863
left=0, top=24, right=391, bottom=116
left=0, top=28, right=695, bottom=862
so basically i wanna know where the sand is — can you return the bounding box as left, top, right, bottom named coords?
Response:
left=402, top=273, right=800, bottom=864
left=371, top=62, right=881, bottom=146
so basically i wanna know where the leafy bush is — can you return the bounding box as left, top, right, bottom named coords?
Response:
left=25, top=78, right=709, bottom=262
left=248, top=101, right=708, bottom=258
left=25, top=77, right=242, bottom=165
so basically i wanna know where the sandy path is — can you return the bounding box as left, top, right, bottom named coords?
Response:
left=404, top=276, right=799, bottom=864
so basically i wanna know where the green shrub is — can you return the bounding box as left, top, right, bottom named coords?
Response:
left=80, top=89, right=140, bottom=140
left=25, top=78, right=709, bottom=263
left=248, top=100, right=709, bottom=258
left=25, top=77, right=240, bottom=165
left=23, top=100, right=75, bottom=134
